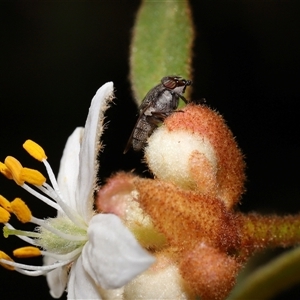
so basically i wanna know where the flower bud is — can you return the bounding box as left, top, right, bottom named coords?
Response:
left=179, top=243, right=240, bottom=300
left=145, top=104, right=245, bottom=208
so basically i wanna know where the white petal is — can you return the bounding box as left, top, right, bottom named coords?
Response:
left=45, top=256, right=68, bottom=298
left=68, top=255, right=102, bottom=300
left=82, top=214, right=155, bottom=290
left=76, top=82, right=114, bottom=223
left=57, top=127, right=84, bottom=210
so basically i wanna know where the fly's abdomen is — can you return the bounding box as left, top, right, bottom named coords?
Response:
left=132, top=116, right=157, bottom=151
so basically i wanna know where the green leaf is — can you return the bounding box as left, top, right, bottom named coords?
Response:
left=130, top=0, right=194, bottom=104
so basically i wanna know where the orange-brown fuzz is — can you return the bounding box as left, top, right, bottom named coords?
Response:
left=132, top=177, right=240, bottom=253
left=95, top=172, right=136, bottom=217
left=179, top=244, right=241, bottom=300
left=165, top=104, right=246, bottom=208
left=188, top=151, right=218, bottom=197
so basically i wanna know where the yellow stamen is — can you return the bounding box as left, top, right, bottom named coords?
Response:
left=0, top=195, right=12, bottom=212
left=0, top=207, right=11, bottom=223
left=0, top=251, right=15, bottom=270
left=4, top=156, right=24, bottom=185
left=20, top=168, right=46, bottom=186
left=10, top=198, right=32, bottom=223
left=23, top=140, right=47, bottom=161
left=13, top=246, right=42, bottom=258
left=0, top=162, right=13, bottom=180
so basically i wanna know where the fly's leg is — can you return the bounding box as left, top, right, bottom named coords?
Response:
left=172, top=91, right=188, bottom=104
left=149, top=110, right=184, bottom=122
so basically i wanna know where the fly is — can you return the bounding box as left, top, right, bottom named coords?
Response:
left=123, top=75, right=192, bottom=153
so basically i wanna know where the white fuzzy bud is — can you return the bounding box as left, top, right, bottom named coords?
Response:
left=145, top=126, right=217, bottom=190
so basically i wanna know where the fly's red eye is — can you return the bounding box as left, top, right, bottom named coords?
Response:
left=162, top=78, right=177, bottom=89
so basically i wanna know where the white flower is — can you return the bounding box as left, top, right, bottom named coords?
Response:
left=0, top=82, right=155, bottom=299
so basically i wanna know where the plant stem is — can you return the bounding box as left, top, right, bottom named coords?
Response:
left=238, top=213, right=300, bottom=257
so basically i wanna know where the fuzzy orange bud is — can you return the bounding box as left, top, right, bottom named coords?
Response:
left=179, top=243, right=241, bottom=300
left=145, top=104, right=246, bottom=209
left=132, top=177, right=240, bottom=252
left=95, top=172, right=135, bottom=217
left=96, top=172, right=166, bottom=250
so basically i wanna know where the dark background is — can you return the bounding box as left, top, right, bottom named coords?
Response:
left=0, top=1, right=299, bottom=299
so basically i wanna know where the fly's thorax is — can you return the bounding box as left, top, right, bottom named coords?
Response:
left=152, top=89, right=179, bottom=112
left=139, top=83, right=162, bottom=111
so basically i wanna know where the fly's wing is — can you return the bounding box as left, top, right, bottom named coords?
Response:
left=137, top=82, right=162, bottom=112
left=123, top=102, right=152, bottom=154
left=123, top=82, right=166, bottom=154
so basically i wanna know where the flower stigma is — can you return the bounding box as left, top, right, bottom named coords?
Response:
left=0, top=139, right=88, bottom=276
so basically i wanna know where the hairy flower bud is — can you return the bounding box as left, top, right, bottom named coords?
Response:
left=179, top=243, right=241, bottom=300
left=145, top=104, right=246, bottom=208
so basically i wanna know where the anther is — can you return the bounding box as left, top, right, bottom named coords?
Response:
left=13, top=246, right=41, bottom=258
left=0, top=251, right=15, bottom=270
left=10, top=198, right=32, bottom=223
left=20, top=168, right=46, bottom=186
left=23, top=140, right=47, bottom=162
left=0, top=207, right=11, bottom=223
left=4, top=156, right=24, bottom=185
left=0, top=195, right=12, bottom=212
left=0, top=162, right=13, bottom=180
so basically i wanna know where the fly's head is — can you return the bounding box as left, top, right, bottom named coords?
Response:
left=161, top=76, right=192, bottom=96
